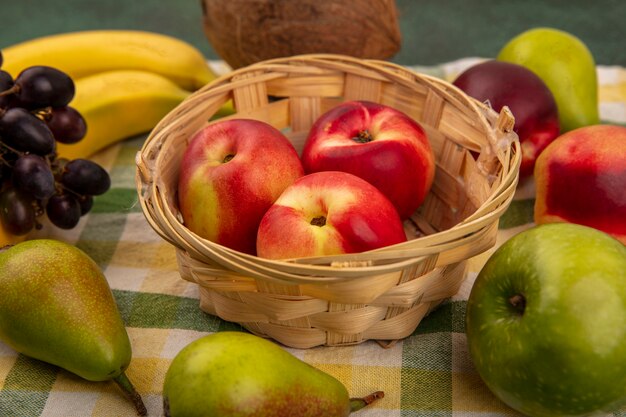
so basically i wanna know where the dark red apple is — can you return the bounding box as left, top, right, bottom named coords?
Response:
left=453, top=60, right=560, bottom=178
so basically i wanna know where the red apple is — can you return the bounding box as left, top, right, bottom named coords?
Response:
left=453, top=60, right=560, bottom=178
left=178, top=119, right=304, bottom=255
left=534, top=124, right=626, bottom=244
left=301, top=100, right=435, bottom=220
left=256, top=171, right=407, bottom=259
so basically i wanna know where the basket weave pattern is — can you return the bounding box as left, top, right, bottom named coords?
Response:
left=136, top=54, right=520, bottom=348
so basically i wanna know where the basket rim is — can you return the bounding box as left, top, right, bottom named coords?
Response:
left=135, top=53, right=521, bottom=282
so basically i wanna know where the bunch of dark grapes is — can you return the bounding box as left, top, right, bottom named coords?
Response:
left=0, top=49, right=110, bottom=235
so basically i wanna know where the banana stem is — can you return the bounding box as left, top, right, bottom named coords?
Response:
left=349, top=391, right=385, bottom=413
left=113, top=372, right=147, bottom=416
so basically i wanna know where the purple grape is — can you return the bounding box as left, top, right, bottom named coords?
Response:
left=61, top=159, right=111, bottom=196
left=45, top=106, right=87, bottom=144
left=77, top=194, right=94, bottom=215
left=46, top=193, right=81, bottom=229
left=0, top=70, right=14, bottom=109
left=12, top=154, right=56, bottom=200
left=0, top=187, right=36, bottom=235
left=0, top=107, right=56, bottom=155
left=14, top=65, right=75, bottom=110
left=0, top=55, right=112, bottom=234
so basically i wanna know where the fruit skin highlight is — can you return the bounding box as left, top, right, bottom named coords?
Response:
left=534, top=124, right=626, bottom=244
left=466, top=223, right=626, bottom=417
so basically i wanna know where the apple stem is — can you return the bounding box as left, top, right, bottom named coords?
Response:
left=349, top=391, right=385, bottom=413
left=352, top=130, right=373, bottom=143
left=508, top=293, right=526, bottom=315
left=113, top=372, right=147, bottom=416
left=223, top=154, right=235, bottom=163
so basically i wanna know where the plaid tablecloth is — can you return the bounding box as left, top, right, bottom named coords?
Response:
left=1, top=59, right=625, bottom=417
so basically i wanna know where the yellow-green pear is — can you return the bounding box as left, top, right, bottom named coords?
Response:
left=0, top=239, right=146, bottom=416
left=163, top=331, right=384, bottom=417
left=497, top=27, right=600, bottom=132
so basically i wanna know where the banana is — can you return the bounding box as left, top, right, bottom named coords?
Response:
left=55, top=69, right=191, bottom=160
left=2, top=30, right=216, bottom=91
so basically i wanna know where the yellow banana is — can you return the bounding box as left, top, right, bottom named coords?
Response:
left=55, top=69, right=191, bottom=160
left=2, top=30, right=216, bottom=91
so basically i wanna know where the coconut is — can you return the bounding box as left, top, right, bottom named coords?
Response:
left=201, top=0, right=402, bottom=69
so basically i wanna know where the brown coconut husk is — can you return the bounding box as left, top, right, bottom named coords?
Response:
left=200, top=0, right=402, bottom=69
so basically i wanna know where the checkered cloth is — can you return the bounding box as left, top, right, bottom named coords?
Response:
left=1, top=59, right=625, bottom=416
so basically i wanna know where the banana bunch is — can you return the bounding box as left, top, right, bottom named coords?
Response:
left=2, top=30, right=231, bottom=159
left=56, top=70, right=192, bottom=160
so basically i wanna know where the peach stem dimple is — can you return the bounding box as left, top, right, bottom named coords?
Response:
left=352, top=130, right=373, bottom=143
left=310, top=216, right=326, bottom=227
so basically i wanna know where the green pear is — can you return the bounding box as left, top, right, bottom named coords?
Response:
left=497, top=27, right=599, bottom=132
left=0, top=239, right=146, bottom=416
left=163, top=331, right=384, bottom=417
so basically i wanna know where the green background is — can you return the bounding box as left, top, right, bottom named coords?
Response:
left=1, top=0, right=624, bottom=66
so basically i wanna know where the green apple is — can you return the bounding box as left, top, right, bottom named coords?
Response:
left=466, top=223, right=626, bottom=417
left=497, top=27, right=599, bottom=132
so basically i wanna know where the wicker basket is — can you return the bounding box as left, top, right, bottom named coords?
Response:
left=135, top=54, right=520, bottom=349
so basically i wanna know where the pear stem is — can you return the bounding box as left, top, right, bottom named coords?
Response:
left=349, top=391, right=385, bottom=412
left=113, top=372, right=147, bottom=416
left=0, top=244, right=14, bottom=253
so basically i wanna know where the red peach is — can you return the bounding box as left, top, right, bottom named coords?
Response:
left=301, top=100, right=435, bottom=220
left=178, top=119, right=304, bottom=254
left=256, top=171, right=407, bottom=259
left=534, top=124, right=626, bottom=244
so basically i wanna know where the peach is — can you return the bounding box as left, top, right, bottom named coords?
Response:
left=178, top=119, right=304, bottom=255
left=534, top=124, right=626, bottom=244
left=256, top=171, right=407, bottom=259
left=301, top=100, right=435, bottom=220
